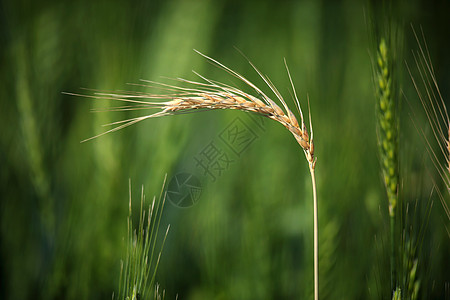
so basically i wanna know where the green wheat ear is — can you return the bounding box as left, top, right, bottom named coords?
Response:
left=376, top=38, right=399, bottom=218
left=392, top=287, right=401, bottom=300
left=405, top=253, right=420, bottom=300
left=375, top=37, right=400, bottom=293
left=114, top=178, right=170, bottom=300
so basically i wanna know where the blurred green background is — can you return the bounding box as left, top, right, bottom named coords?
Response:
left=1, top=0, right=449, bottom=299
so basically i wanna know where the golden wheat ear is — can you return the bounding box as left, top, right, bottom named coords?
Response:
left=68, top=51, right=313, bottom=158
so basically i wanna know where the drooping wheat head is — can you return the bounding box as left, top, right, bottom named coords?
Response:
left=67, top=51, right=315, bottom=168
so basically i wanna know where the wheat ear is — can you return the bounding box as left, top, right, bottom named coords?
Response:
left=72, top=53, right=314, bottom=161
left=115, top=177, right=169, bottom=300
left=375, top=38, right=399, bottom=289
left=69, top=51, right=318, bottom=299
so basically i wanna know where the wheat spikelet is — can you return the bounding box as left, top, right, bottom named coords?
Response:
left=69, top=51, right=315, bottom=166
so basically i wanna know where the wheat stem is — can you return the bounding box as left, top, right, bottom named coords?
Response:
left=309, top=163, right=318, bottom=300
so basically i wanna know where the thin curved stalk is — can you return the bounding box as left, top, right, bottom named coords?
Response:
left=309, top=163, right=318, bottom=300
